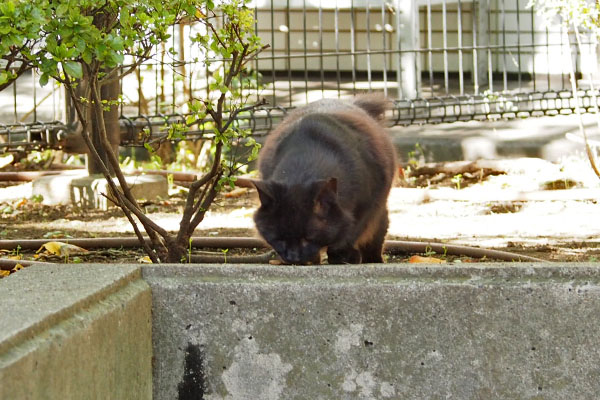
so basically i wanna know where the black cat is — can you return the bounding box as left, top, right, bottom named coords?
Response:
left=253, top=95, right=397, bottom=264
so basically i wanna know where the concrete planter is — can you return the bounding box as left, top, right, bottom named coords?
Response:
left=2, top=263, right=600, bottom=399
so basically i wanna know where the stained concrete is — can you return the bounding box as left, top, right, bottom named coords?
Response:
left=0, top=264, right=152, bottom=400
left=143, top=263, right=600, bottom=400
left=2, top=263, right=600, bottom=399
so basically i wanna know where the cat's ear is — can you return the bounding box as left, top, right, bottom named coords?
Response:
left=252, top=180, right=275, bottom=207
left=319, top=177, right=337, bottom=194
left=313, top=177, right=338, bottom=215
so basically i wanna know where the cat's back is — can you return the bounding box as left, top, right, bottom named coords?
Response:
left=259, top=95, right=394, bottom=178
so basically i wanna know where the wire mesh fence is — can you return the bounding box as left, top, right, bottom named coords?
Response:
left=0, top=0, right=598, bottom=152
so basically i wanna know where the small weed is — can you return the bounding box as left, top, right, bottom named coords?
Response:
left=30, top=194, right=44, bottom=203
left=451, top=174, right=463, bottom=190
left=424, top=245, right=436, bottom=257
left=221, top=248, right=229, bottom=263
left=407, top=143, right=425, bottom=168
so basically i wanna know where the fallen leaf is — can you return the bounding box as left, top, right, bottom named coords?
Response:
left=0, top=270, right=10, bottom=278
left=37, top=241, right=88, bottom=256
left=14, top=198, right=27, bottom=209
left=11, top=264, right=24, bottom=272
left=225, top=187, right=248, bottom=198
left=409, top=255, right=446, bottom=264
left=138, top=256, right=153, bottom=264
left=8, top=255, right=22, bottom=260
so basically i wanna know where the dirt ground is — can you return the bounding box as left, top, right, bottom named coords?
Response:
left=1, top=156, right=600, bottom=267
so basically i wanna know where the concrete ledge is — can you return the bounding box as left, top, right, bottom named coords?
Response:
left=3, top=263, right=600, bottom=399
left=71, top=174, right=168, bottom=209
left=32, top=169, right=87, bottom=205
left=0, top=264, right=152, bottom=400
left=32, top=171, right=168, bottom=208
left=143, top=263, right=600, bottom=399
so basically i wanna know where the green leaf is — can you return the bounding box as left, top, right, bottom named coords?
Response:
left=39, top=73, right=49, bottom=87
left=81, top=50, right=92, bottom=65
left=0, top=71, right=9, bottom=86
left=56, top=4, right=68, bottom=16
left=62, top=61, right=82, bottom=78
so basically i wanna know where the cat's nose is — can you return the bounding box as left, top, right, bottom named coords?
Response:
left=284, top=248, right=302, bottom=264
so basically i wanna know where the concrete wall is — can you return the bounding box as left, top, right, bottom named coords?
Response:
left=2, top=263, right=600, bottom=399
left=0, top=264, right=152, bottom=400
left=144, top=263, right=600, bottom=399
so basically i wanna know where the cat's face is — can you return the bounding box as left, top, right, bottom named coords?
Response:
left=253, top=178, right=351, bottom=264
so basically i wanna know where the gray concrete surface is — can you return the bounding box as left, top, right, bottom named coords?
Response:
left=70, top=173, right=168, bottom=209
left=0, top=264, right=152, bottom=400
left=32, top=172, right=168, bottom=208
left=390, top=113, right=598, bottom=162
left=31, top=169, right=88, bottom=205
left=144, top=263, right=600, bottom=400
left=3, top=263, right=600, bottom=399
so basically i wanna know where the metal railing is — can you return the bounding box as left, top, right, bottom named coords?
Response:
left=0, top=0, right=598, bottom=152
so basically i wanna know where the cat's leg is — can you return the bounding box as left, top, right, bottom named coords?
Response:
left=359, top=210, right=389, bottom=263
left=327, top=246, right=361, bottom=264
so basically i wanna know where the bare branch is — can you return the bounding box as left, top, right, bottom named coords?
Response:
left=177, top=142, right=223, bottom=242
left=99, top=46, right=154, bottom=85
left=222, top=98, right=267, bottom=132
left=100, top=193, right=160, bottom=263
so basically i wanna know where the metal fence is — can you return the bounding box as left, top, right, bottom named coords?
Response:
left=1, top=0, right=599, bottom=152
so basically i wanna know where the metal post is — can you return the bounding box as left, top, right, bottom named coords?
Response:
left=477, top=0, right=490, bottom=90
left=397, top=0, right=418, bottom=99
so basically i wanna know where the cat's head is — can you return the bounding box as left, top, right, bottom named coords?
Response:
left=253, top=178, right=352, bottom=264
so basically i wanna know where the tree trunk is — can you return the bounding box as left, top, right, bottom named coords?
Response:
left=88, top=78, right=120, bottom=175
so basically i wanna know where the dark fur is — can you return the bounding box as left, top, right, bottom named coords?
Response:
left=253, top=95, right=397, bottom=264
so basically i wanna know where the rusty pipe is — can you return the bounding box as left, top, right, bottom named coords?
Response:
left=0, top=237, right=545, bottom=263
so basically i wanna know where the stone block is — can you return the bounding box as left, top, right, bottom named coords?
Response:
left=70, top=174, right=168, bottom=209
left=32, top=169, right=87, bottom=205
left=144, top=263, right=600, bottom=399
left=0, top=264, right=152, bottom=400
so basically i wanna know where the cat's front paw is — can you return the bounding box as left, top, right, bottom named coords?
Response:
left=327, top=247, right=361, bottom=264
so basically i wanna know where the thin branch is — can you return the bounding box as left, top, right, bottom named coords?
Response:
left=571, top=23, right=600, bottom=179
left=240, top=44, right=270, bottom=69
left=206, top=22, right=228, bottom=49
left=99, top=46, right=154, bottom=85
left=564, top=24, right=600, bottom=179
left=187, top=174, right=222, bottom=236
left=100, top=193, right=160, bottom=263
left=222, top=98, right=267, bottom=131
left=71, top=76, right=170, bottom=257
left=0, top=61, right=33, bottom=92
left=177, top=143, right=223, bottom=241
left=89, top=79, right=142, bottom=209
